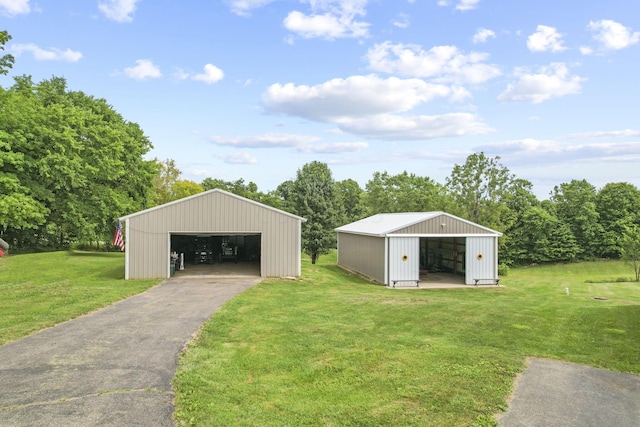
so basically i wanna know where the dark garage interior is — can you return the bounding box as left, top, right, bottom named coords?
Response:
left=170, top=234, right=261, bottom=274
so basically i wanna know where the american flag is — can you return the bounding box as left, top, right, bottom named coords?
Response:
left=113, top=219, right=125, bottom=252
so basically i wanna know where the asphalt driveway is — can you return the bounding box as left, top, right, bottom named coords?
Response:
left=498, top=358, right=640, bottom=426
left=0, top=274, right=261, bottom=427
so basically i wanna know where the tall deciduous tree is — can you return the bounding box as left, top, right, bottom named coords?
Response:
left=445, top=153, right=514, bottom=230
left=365, top=171, right=452, bottom=214
left=0, top=30, right=14, bottom=75
left=550, top=179, right=604, bottom=259
left=1, top=75, right=155, bottom=250
left=291, top=161, right=339, bottom=264
left=596, top=182, right=640, bottom=258
left=620, top=225, right=640, bottom=281
left=335, top=178, right=367, bottom=224
left=201, top=177, right=282, bottom=209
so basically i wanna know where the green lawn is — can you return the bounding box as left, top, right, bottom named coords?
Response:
left=1, top=251, right=638, bottom=426
left=173, top=256, right=640, bottom=426
left=0, top=251, right=160, bottom=345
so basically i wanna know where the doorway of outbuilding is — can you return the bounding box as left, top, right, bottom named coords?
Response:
left=419, top=237, right=465, bottom=282
left=170, top=233, right=261, bottom=277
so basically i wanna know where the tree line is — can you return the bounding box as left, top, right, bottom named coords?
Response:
left=2, top=30, right=639, bottom=274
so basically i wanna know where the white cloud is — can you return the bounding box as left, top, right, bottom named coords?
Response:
left=284, top=0, right=370, bottom=40
left=209, top=133, right=320, bottom=148
left=366, top=42, right=501, bottom=84
left=456, top=0, right=480, bottom=11
left=209, top=133, right=368, bottom=155
left=123, top=59, right=162, bottom=80
left=527, top=25, right=567, bottom=52
left=438, top=0, right=480, bottom=11
left=392, top=13, right=410, bottom=29
left=569, top=129, right=640, bottom=139
left=337, top=112, right=493, bottom=140
left=478, top=138, right=640, bottom=165
left=579, top=46, right=594, bottom=55
left=0, top=0, right=30, bottom=16
left=297, top=141, right=368, bottom=153
left=11, top=43, right=82, bottom=62
left=588, top=19, right=640, bottom=50
left=217, top=152, right=258, bottom=164
left=498, top=63, right=585, bottom=104
left=192, top=64, right=224, bottom=84
left=226, top=0, right=275, bottom=16
left=98, top=0, right=139, bottom=23
left=262, top=74, right=465, bottom=122
left=472, top=28, right=495, bottom=44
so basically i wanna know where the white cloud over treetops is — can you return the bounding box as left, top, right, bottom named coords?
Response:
left=498, top=63, right=585, bottom=104
left=262, top=74, right=467, bottom=122
left=568, top=129, right=640, bottom=139
left=216, top=152, right=258, bottom=164
left=123, top=59, right=162, bottom=79
left=11, top=43, right=82, bottom=62
left=588, top=19, right=640, bottom=50
left=527, top=25, right=567, bottom=52
left=477, top=138, right=640, bottom=165
left=209, top=133, right=320, bottom=148
left=337, top=113, right=493, bottom=140
left=98, top=0, right=140, bottom=23
left=261, top=74, right=492, bottom=140
left=366, top=42, right=501, bottom=85
left=0, top=0, right=30, bottom=16
left=209, top=133, right=368, bottom=154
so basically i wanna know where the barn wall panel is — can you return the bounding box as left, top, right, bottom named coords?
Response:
left=396, top=214, right=495, bottom=235
left=337, top=233, right=385, bottom=283
left=464, top=237, right=497, bottom=285
left=388, top=237, right=420, bottom=285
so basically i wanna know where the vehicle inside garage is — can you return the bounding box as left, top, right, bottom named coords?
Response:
left=170, top=233, right=261, bottom=275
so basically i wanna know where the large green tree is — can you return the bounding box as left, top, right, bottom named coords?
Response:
left=445, top=153, right=514, bottom=230
left=365, top=171, right=452, bottom=214
left=1, top=75, right=155, bottom=250
left=201, top=177, right=282, bottom=209
left=0, top=30, right=14, bottom=75
left=550, top=179, right=604, bottom=259
left=620, top=225, right=640, bottom=281
left=335, top=178, right=367, bottom=224
left=290, top=161, right=339, bottom=264
left=596, top=182, right=640, bottom=258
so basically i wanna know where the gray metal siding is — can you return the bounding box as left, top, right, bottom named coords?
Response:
left=464, top=236, right=498, bottom=285
left=125, top=191, right=301, bottom=279
left=396, top=214, right=494, bottom=235
left=389, top=237, right=420, bottom=285
left=337, top=233, right=385, bottom=283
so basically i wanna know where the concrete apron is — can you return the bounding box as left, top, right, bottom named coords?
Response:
left=0, top=275, right=261, bottom=427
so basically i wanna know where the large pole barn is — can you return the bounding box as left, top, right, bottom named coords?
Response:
left=119, top=189, right=306, bottom=280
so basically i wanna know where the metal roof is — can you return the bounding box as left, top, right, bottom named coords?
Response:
left=335, top=212, right=502, bottom=236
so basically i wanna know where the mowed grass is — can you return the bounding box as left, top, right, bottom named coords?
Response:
left=173, top=256, right=640, bottom=427
left=0, top=251, right=160, bottom=345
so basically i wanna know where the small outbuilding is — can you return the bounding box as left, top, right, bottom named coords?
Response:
left=335, top=212, right=502, bottom=286
left=119, top=189, right=306, bottom=280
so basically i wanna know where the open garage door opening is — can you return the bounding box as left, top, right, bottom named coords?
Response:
left=170, top=233, right=261, bottom=277
left=419, top=237, right=466, bottom=284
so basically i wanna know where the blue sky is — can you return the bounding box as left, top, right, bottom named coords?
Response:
left=2, top=0, right=640, bottom=199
